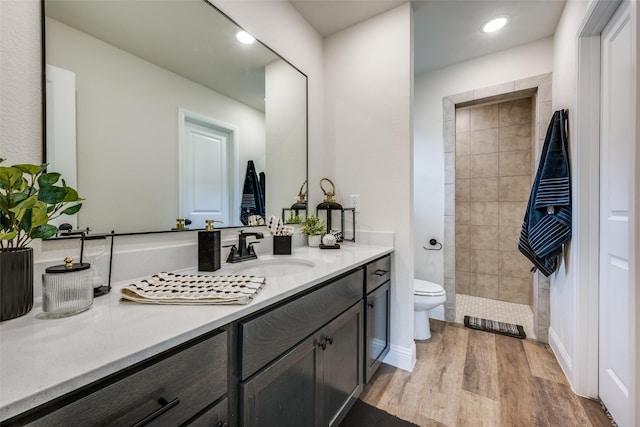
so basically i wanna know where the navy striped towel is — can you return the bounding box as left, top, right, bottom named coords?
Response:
left=518, top=110, right=571, bottom=277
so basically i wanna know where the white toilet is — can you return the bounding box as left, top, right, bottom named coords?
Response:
left=414, top=278, right=447, bottom=340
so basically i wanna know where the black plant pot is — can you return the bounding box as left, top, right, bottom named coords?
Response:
left=0, top=248, right=34, bottom=321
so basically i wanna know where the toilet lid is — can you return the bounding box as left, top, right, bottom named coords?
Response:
left=414, top=279, right=445, bottom=296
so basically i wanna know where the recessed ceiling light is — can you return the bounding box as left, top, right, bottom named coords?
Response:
left=482, top=16, right=509, bottom=33
left=236, top=30, right=256, bottom=44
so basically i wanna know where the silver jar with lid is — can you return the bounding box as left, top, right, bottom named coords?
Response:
left=42, top=256, right=93, bottom=317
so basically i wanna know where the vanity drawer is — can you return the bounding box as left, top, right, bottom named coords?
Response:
left=365, top=255, right=391, bottom=294
left=21, top=330, right=227, bottom=427
left=239, top=268, right=363, bottom=380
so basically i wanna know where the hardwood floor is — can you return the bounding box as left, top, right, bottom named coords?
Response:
left=360, top=320, right=614, bottom=427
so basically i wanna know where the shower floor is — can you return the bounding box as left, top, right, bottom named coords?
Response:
left=455, top=294, right=536, bottom=340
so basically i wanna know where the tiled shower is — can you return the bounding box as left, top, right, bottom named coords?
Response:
left=454, top=97, right=535, bottom=306
left=442, top=74, right=553, bottom=342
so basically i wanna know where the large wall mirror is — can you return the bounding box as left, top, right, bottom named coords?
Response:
left=44, top=0, right=307, bottom=234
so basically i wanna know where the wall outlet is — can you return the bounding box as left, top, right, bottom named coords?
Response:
left=349, top=195, right=361, bottom=213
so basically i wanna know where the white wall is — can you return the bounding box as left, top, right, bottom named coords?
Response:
left=414, top=38, right=554, bottom=285
left=325, top=3, right=415, bottom=370
left=547, top=0, right=590, bottom=389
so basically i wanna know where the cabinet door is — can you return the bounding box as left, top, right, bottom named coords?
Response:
left=187, top=398, right=228, bottom=427
left=241, top=336, right=321, bottom=427
left=321, top=302, right=363, bottom=427
left=365, top=282, right=390, bottom=383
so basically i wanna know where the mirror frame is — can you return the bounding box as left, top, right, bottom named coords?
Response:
left=41, top=0, right=308, bottom=237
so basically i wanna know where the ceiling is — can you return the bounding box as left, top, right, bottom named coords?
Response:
left=290, top=0, right=567, bottom=74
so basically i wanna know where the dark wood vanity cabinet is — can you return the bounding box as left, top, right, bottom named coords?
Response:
left=364, top=255, right=391, bottom=383
left=5, top=253, right=393, bottom=427
left=7, top=330, right=229, bottom=427
left=239, top=270, right=364, bottom=427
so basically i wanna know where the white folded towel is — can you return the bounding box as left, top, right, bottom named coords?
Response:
left=120, top=272, right=266, bottom=305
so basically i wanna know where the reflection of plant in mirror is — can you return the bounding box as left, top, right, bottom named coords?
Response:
left=300, top=214, right=325, bottom=236
left=0, top=160, right=83, bottom=250
left=286, top=211, right=301, bottom=224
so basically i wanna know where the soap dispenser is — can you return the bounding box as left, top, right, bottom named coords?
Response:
left=198, top=220, right=223, bottom=271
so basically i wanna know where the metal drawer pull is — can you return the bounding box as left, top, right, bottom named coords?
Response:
left=326, top=336, right=333, bottom=345
left=131, top=397, right=180, bottom=427
left=216, top=423, right=230, bottom=427
left=373, top=269, right=388, bottom=276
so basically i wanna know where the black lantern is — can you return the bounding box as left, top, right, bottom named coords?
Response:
left=315, top=178, right=355, bottom=242
left=282, top=180, right=307, bottom=224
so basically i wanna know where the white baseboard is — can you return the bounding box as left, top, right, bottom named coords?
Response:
left=382, top=341, right=416, bottom=372
left=549, top=327, right=573, bottom=381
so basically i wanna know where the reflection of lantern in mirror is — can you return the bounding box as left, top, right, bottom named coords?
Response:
left=282, top=181, right=307, bottom=224
left=315, top=178, right=356, bottom=242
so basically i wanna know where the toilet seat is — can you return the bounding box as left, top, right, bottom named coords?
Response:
left=414, top=279, right=445, bottom=296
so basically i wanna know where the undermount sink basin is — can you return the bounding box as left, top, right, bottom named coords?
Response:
left=231, top=257, right=316, bottom=277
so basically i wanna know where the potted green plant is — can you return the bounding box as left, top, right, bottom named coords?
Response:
left=0, top=160, right=83, bottom=321
left=300, top=214, right=325, bottom=247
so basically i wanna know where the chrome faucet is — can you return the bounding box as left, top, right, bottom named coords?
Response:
left=226, top=230, right=264, bottom=263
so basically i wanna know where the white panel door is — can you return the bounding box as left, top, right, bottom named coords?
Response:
left=599, top=2, right=634, bottom=426
left=180, top=119, right=230, bottom=229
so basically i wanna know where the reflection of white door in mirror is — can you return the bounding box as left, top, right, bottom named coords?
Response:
left=45, top=64, right=78, bottom=230
left=179, top=110, right=239, bottom=229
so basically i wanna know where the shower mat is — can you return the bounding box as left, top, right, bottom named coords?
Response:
left=463, top=315, right=526, bottom=339
left=120, top=272, right=266, bottom=305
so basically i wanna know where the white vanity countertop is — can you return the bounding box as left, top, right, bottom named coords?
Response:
left=0, top=243, right=392, bottom=421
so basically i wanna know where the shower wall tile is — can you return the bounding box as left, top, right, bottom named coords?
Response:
left=499, top=276, right=532, bottom=305
left=498, top=226, right=521, bottom=252
left=498, top=201, right=527, bottom=227
left=499, top=98, right=531, bottom=126
left=499, top=124, right=532, bottom=152
left=468, top=128, right=499, bottom=154
left=470, top=153, right=499, bottom=178
left=499, top=175, right=531, bottom=201
left=470, top=250, right=499, bottom=275
left=444, top=245, right=455, bottom=279
left=456, top=132, right=470, bottom=156
left=470, top=104, right=499, bottom=131
left=538, top=101, right=553, bottom=135
left=469, top=202, right=499, bottom=226
left=456, top=225, right=469, bottom=249
left=445, top=217, right=455, bottom=247
left=456, top=270, right=471, bottom=295
left=444, top=120, right=455, bottom=153
left=456, top=109, right=470, bottom=133
left=443, top=98, right=455, bottom=121
left=469, top=178, right=499, bottom=202
left=456, top=202, right=470, bottom=225
left=499, top=150, right=531, bottom=176
left=456, top=179, right=470, bottom=202
left=471, top=273, right=499, bottom=299
left=538, top=79, right=552, bottom=103
left=445, top=153, right=456, bottom=183
left=456, top=155, right=470, bottom=179
left=499, top=252, right=533, bottom=279
left=514, top=73, right=550, bottom=92
left=445, top=184, right=455, bottom=216
left=469, top=226, right=499, bottom=251
left=474, top=81, right=515, bottom=100
left=456, top=248, right=470, bottom=272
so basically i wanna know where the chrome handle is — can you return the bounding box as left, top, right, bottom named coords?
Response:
left=130, top=397, right=180, bottom=427
left=374, top=269, right=388, bottom=276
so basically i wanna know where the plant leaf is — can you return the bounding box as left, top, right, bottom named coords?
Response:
left=0, top=230, right=18, bottom=241
left=38, top=185, right=68, bottom=205
left=30, top=224, right=57, bottom=240
left=62, top=186, right=83, bottom=202
left=13, top=164, right=45, bottom=176
left=61, top=203, right=82, bottom=215
left=0, top=167, right=23, bottom=190
left=38, top=172, right=61, bottom=187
